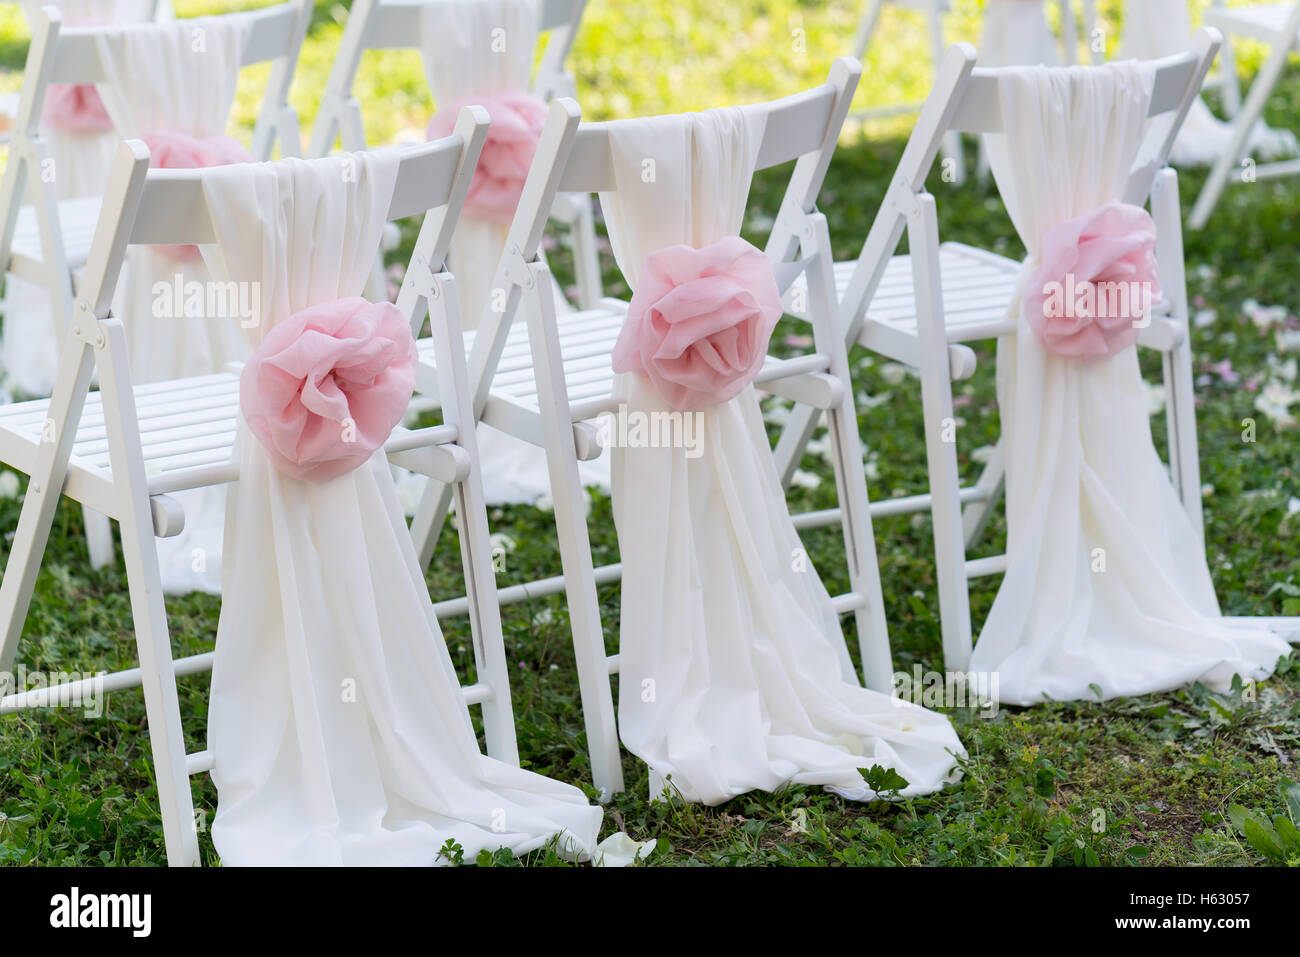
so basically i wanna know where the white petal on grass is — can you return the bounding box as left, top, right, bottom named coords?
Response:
left=593, top=832, right=657, bottom=867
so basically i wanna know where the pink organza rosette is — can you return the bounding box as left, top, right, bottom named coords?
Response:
left=40, top=17, right=113, bottom=134
left=240, top=297, right=418, bottom=483
left=426, top=90, right=548, bottom=223
left=143, top=130, right=255, bottom=262
left=42, top=83, right=114, bottom=134
left=1022, top=201, right=1162, bottom=360
left=611, top=235, right=783, bottom=410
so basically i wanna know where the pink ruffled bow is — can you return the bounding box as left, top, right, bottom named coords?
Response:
left=143, top=130, right=255, bottom=261
left=240, top=297, right=418, bottom=482
left=40, top=17, right=113, bottom=134
left=426, top=90, right=549, bottom=224
left=42, top=83, right=114, bottom=134
left=611, top=236, right=783, bottom=410
left=1022, top=201, right=1161, bottom=360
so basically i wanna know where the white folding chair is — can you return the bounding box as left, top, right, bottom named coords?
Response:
left=1190, top=1, right=1300, bottom=227
left=410, top=59, right=892, bottom=798
left=0, top=111, right=526, bottom=866
left=852, top=0, right=1098, bottom=186
left=774, top=35, right=1228, bottom=672
left=0, top=3, right=308, bottom=569
left=308, top=0, right=603, bottom=309
left=0, top=3, right=308, bottom=377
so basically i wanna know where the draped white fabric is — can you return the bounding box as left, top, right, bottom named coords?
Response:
left=1120, top=0, right=1297, bottom=166
left=201, top=151, right=601, bottom=865
left=418, top=0, right=609, bottom=503
left=968, top=62, right=1292, bottom=706
left=3, top=0, right=157, bottom=398
left=420, top=0, right=536, bottom=327
left=84, top=18, right=252, bottom=594
left=599, top=108, right=964, bottom=805
left=94, top=16, right=251, bottom=385
left=980, top=0, right=1059, bottom=67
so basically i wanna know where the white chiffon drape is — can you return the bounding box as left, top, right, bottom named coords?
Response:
left=94, top=18, right=252, bottom=594
left=599, top=108, right=965, bottom=805
left=3, top=0, right=156, bottom=397
left=968, top=62, right=1292, bottom=706
left=981, top=0, right=1059, bottom=67
left=201, top=151, right=600, bottom=866
left=419, top=0, right=609, bottom=503
left=1121, top=0, right=1297, bottom=166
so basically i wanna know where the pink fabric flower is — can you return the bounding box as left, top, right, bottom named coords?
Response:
left=41, top=83, right=114, bottom=133
left=240, top=297, right=417, bottom=483
left=611, top=236, right=783, bottom=410
left=427, top=90, right=548, bottom=224
left=1022, top=201, right=1161, bottom=360
left=40, top=17, right=113, bottom=134
left=143, top=130, right=254, bottom=262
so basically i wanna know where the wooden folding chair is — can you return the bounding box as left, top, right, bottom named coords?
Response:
left=774, top=34, right=1234, bottom=672
left=410, top=59, right=893, bottom=798
left=0, top=3, right=309, bottom=568
left=1190, top=1, right=1300, bottom=227
left=308, top=0, right=602, bottom=309
left=0, top=111, right=524, bottom=866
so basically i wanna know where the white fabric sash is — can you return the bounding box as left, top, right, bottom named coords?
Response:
left=1120, top=0, right=1297, bottom=166
left=93, top=19, right=252, bottom=593
left=3, top=0, right=158, bottom=396
left=981, top=0, right=1058, bottom=67
left=599, top=108, right=965, bottom=805
left=420, top=0, right=536, bottom=327
left=200, top=151, right=600, bottom=865
left=968, top=62, right=1292, bottom=705
left=416, top=0, right=607, bottom=503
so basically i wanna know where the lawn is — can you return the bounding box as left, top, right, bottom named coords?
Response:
left=0, top=0, right=1297, bottom=866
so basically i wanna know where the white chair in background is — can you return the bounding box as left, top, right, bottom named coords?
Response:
left=409, top=60, right=914, bottom=799
left=774, top=34, right=1242, bottom=674
left=1190, top=1, right=1300, bottom=227
left=0, top=115, right=572, bottom=864
left=0, top=3, right=306, bottom=399
left=851, top=0, right=1098, bottom=186
left=309, top=0, right=602, bottom=313
left=0, top=3, right=308, bottom=577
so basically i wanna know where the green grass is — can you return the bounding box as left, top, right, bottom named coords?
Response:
left=0, top=0, right=1298, bottom=866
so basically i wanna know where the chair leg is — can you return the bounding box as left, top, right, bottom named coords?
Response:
left=0, top=336, right=97, bottom=672
left=909, top=198, right=973, bottom=671
left=410, top=476, right=455, bottom=571
left=97, top=321, right=198, bottom=866
left=82, top=506, right=116, bottom=568
left=961, top=438, right=1005, bottom=549
left=928, top=1, right=965, bottom=185
left=521, top=268, right=623, bottom=798
left=1163, top=339, right=1205, bottom=543
left=773, top=403, right=821, bottom=489
left=425, top=272, right=519, bottom=765
left=1189, top=28, right=1293, bottom=229
left=1217, top=30, right=1243, bottom=118
left=826, top=404, right=893, bottom=692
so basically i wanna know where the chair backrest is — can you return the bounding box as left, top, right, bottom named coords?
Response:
left=463, top=57, right=862, bottom=413
left=8, top=2, right=310, bottom=160
left=80, top=110, right=489, bottom=334
left=309, top=0, right=586, bottom=157
left=838, top=32, right=1221, bottom=331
